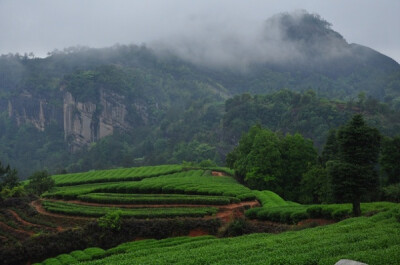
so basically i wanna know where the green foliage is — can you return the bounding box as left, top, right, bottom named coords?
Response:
left=320, top=129, right=338, bottom=164
left=52, top=165, right=183, bottom=186
left=0, top=185, right=27, bottom=199
left=380, top=135, right=400, bottom=184
left=329, top=114, right=381, bottom=216
left=27, top=170, right=55, bottom=195
left=382, top=183, right=400, bottom=202
left=299, top=165, right=331, bottom=204
left=0, top=161, right=19, bottom=189
left=227, top=125, right=317, bottom=201
left=1, top=42, right=400, bottom=178
left=70, top=250, right=91, bottom=261
left=246, top=201, right=396, bottom=224
left=98, top=211, right=122, bottom=231
left=78, top=193, right=236, bottom=205
left=45, top=169, right=253, bottom=201
left=83, top=247, right=106, bottom=259
left=54, top=254, right=77, bottom=265
left=58, top=207, right=400, bottom=265
left=42, top=200, right=218, bottom=218
left=198, top=159, right=217, bottom=168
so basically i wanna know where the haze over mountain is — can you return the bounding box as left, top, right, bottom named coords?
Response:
left=0, top=11, right=400, bottom=177
left=153, top=10, right=399, bottom=72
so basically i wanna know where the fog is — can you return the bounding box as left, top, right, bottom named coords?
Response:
left=0, top=0, right=399, bottom=63
left=150, top=10, right=354, bottom=69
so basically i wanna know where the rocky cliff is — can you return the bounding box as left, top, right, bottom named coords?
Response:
left=63, top=89, right=130, bottom=151
left=8, top=88, right=134, bottom=152
left=8, top=91, right=62, bottom=131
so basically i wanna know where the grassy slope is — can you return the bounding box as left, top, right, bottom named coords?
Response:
left=36, top=207, right=400, bottom=265
left=44, top=169, right=254, bottom=201
left=31, top=165, right=400, bottom=264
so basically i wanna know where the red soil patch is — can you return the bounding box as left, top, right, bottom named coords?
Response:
left=209, top=201, right=260, bottom=223
left=188, top=228, right=209, bottom=237
left=211, top=171, right=228, bottom=176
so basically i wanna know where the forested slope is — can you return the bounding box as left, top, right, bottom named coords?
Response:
left=1, top=11, right=400, bottom=177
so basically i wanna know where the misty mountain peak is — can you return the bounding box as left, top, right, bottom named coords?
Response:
left=265, top=10, right=345, bottom=43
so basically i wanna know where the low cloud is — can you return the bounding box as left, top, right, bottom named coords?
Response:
left=150, top=10, right=351, bottom=70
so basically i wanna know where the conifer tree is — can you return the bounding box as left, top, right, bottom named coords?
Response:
left=329, top=114, right=381, bottom=216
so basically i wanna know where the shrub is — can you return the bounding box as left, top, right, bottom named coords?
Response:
left=290, top=212, right=309, bottom=224
left=244, top=208, right=259, bottom=219
left=27, top=170, right=55, bottom=195
left=237, top=193, right=256, bottom=201
left=70, top=250, right=91, bottom=261
left=83, top=247, right=106, bottom=259
left=222, top=219, right=248, bottom=236
left=56, top=254, right=77, bottom=264
left=98, top=211, right=122, bottom=231
left=321, top=207, right=334, bottom=219
left=307, top=206, right=322, bottom=218
left=42, top=258, right=62, bottom=265
left=332, top=208, right=351, bottom=220
left=382, top=184, right=400, bottom=202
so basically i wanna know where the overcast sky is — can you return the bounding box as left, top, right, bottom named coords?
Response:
left=0, top=0, right=399, bottom=63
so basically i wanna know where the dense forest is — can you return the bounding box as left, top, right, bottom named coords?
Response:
left=0, top=12, right=400, bottom=177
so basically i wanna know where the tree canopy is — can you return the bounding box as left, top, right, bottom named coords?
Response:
left=227, top=125, right=317, bottom=201
left=328, top=114, right=381, bottom=216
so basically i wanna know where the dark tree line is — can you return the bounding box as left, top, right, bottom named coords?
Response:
left=227, top=114, right=400, bottom=216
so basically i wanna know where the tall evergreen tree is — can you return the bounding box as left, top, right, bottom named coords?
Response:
left=329, top=114, right=381, bottom=216
left=380, top=135, right=400, bottom=184
left=321, top=129, right=338, bottom=165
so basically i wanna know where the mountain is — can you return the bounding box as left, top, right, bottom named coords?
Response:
left=0, top=11, right=400, bottom=177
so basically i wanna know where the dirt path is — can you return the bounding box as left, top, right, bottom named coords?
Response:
left=8, top=209, right=60, bottom=233
left=32, top=199, right=259, bottom=223
left=44, top=198, right=259, bottom=209
left=0, top=221, right=34, bottom=237
left=30, top=200, right=94, bottom=221
left=8, top=210, right=41, bottom=228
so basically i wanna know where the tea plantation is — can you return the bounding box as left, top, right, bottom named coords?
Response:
left=34, top=206, right=400, bottom=265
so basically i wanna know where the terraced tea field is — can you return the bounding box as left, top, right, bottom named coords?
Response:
left=34, top=207, right=400, bottom=265
left=32, top=166, right=258, bottom=223
left=2, top=164, right=399, bottom=265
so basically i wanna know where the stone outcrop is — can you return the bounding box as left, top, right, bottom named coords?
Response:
left=7, top=88, right=143, bottom=152
left=63, top=89, right=131, bottom=151
left=7, top=91, right=62, bottom=131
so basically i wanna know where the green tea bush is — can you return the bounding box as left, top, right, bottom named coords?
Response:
left=69, top=250, right=93, bottom=261
left=60, top=208, right=400, bottom=265
left=290, top=212, right=309, bottom=223
left=55, top=254, right=77, bottom=264
left=306, top=206, right=322, bottom=218
left=45, top=170, right=253, bottom=201
left=52, top=165, right=183, bottom=186
left=78, top=193, right=235, bottom=205
left=42, top=258, right=61, bottom=265
left=42, top=200, right=218, bottom=218
left=332, top=208, right=351, bottom=220
left=83, top=247, right=106, bottom=259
